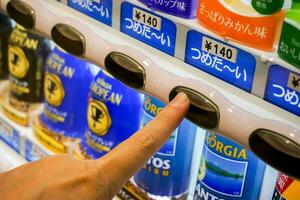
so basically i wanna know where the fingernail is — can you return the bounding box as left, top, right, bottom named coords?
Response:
left=169, top=92, right=189, bottom=107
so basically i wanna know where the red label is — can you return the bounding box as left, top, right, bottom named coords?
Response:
left=276, top=172, right=294, bottom=194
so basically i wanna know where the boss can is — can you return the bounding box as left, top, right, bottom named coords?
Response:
left=2, top=24, right=50, bottom=126
left=8, top=24, right=50, bottom=103
left=34, top=47, right=99, bottom=153
left=80, top=69, right=144, bottom=159
left=0, top=13, right=13, bottom=80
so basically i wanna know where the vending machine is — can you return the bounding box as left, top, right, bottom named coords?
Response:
left=0, top=0, right=299, bottom=199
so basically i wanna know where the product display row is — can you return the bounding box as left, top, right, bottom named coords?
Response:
left=0, top=12, right=299, bottom=199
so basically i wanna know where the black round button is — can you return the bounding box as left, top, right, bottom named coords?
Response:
left=249, top=129, right=300, bottom=179
left=51, top=24, right=85, bottom=57
left=105, top=52, right=146, bottom=90
left=7, top=0, right=35, bottom=29
left=169, top=86, right=220, bottom=130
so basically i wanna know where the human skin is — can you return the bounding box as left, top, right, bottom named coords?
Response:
left=0, top=92, right=190, bottom=200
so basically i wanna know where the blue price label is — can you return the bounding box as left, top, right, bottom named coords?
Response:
left=121, top=2, right=177, bottom=56
left=185, top=30, right=256, bottom=92
left=0, top=118, right=20, bottom=152
left=68, top=0, right=112, bottom=26
left=264, top=65, right=300, bottom=116
left=25, top=139, right=48, bottom=162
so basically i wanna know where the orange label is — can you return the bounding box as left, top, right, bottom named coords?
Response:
left=197, top=0, right=285, bottom=51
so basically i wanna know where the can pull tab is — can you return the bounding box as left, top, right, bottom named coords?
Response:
left=51, top=24, right=85, bottom=57
left=249, top=129, right=300, bottom=179
left=105, top=52, right=146, bottom=90
left=7, top=0, right=35, bottom=29
left=169, top=87, right=219, bottom=130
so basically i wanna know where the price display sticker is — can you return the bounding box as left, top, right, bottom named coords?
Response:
left=185, top=30, right=256, bottom=93
left=121, top=2, right=177, bottom=56
left=68, top=0, right=112, bottom=26
left=25, top=139, right=49, bottom=162
left=0, top=118, right=20, bottom=152
left=264, top=65, right=300, bottom=116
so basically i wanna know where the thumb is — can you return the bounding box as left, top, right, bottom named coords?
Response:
left=93, top=92, right=190, bottom=198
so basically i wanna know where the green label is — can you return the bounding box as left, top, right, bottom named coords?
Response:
left=251, top=0, right=284, bottom=15
left=278, top=20, right=300, bottom=69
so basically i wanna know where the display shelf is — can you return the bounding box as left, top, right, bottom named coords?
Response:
left=0, top=110, right=53, bottom=162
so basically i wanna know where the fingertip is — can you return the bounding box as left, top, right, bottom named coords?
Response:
left=168, top=92, right=189, bottom=108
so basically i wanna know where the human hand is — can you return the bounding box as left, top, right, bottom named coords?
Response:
left=0, top=92, right=190, bottom=200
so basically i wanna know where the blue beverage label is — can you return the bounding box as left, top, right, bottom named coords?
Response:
left=0, top=118, right=20, bottom=152
left=25, top=139, right=49, bottom=162
left=264, top=65, right=300, bottom=116
left=142, top=98, right=178, bottom=156
left=40, top=47, right=99, bottom=138
left=68, top=0, right=112, bottom=26
left=134, top=96, right=196, bottom=197
left=138, top=0, right=198, bottom=18
left=81, top=70, right=144, bottom=159
left=185, top=30, right=256, bottom=93
left=194, top=132, right=265, bottom=200
left=121, top=2, right=177, bottom=56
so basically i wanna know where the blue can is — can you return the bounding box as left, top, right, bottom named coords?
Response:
left=81, top=70, right=144, bottom=159
left=134, top=96, right=196, bottom=198
left=36, top=47, right=99, bottom=152
left=138, top=0, right=198, bottom=18
left=194, top=132, right=266, bottom=200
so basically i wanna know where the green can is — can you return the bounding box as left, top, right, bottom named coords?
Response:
left=252, top=0, right=285, bottom=15
left=278, top=0, right=300, bottom=69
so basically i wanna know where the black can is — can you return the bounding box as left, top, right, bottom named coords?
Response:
left=0, top=13, right=13, bottom=79
left=8, top=24, right=50, bottom=103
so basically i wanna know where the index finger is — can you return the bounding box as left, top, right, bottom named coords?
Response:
left=94, top=92, right=189, bottom=195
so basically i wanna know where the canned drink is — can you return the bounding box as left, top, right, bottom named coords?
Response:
left=0, top=13, right=13, bottom=80
left=80, top=69, right=144, bottom=159
left=278, top=0, right=300, bottom=69
left=272, top=173, right=300, bottom=200
left=138, top=0, right=199, bottom=18
left=133, top=96, right=196, bottom=199
left=251, top=0, right=285, bottom=15
left=197, top=0, right=285, bottom=51
left=8, top=24, right=50, bottom=103
left=34, top=47, right=99, bottom=153
left=194, top=132, right=265, bottom=200
left=2, top=24, right=50, bottom=126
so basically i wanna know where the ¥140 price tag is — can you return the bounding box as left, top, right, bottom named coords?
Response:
left=121, top=2, right=177, bottom=56
left=185, top=30, right=256, bottom=92
left=264, top=65, right=300, bottom=117
left=133, top=8, right=162, bottom=31
left=202, top=36, right=237, bottom=63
